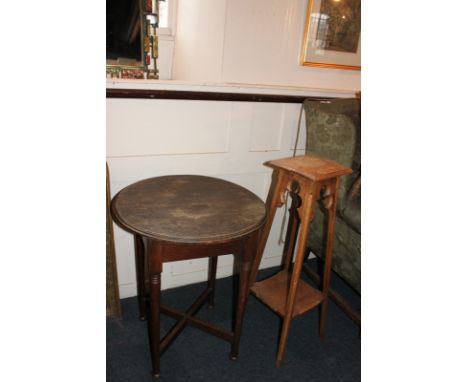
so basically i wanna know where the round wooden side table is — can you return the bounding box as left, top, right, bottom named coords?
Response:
left=111, top=175, right=266, bottom=378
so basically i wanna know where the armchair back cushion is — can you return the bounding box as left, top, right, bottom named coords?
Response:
left=304, top=98, right=361, bottom=294
left=304, top=98, right=360, bottom=212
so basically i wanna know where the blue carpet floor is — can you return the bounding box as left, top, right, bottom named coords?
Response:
left=107, top=261, right=360, bottom=381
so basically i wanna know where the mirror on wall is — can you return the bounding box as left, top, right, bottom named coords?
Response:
left=106, top=0, right=142, bottom=66
left=106, top=0, right=161, bottom=79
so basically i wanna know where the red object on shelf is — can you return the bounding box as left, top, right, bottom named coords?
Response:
left=146, top=0, right=152, bottom=12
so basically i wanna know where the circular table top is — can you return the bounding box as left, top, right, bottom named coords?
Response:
left=111, top=175, right=266, bottom=244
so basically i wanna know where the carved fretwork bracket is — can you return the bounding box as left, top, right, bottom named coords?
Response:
left=318, top=179, right=338, bottom=210
left=321, top=183, right=334, bottom=210
left=280, top=176, right=338, bottom=224
left=283, top=176, right=318, bottom=224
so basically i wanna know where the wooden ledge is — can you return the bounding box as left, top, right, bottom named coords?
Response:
left=106, top=88, right=332, bottom=103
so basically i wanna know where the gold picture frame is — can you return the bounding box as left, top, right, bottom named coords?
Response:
left=301, top=0, right=361, bottom=70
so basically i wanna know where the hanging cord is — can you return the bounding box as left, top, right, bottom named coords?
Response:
left=278, top=103, right=305, bottom=244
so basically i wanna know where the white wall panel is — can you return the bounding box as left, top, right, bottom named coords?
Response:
left=249, top=103, right=284, bottom=152
left=107, top=99, right=231, bottom=157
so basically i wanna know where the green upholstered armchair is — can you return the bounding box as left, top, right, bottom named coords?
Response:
left=303, top=97, right=361, bottom=324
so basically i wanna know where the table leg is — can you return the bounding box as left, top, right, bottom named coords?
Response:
left=149, top=273, right=161, bottom=378
left=148, top=240, right=163, bottom=379
left=230, top=232, right=258, bottom=360
left=207, top=256, right=218, bottom=308
left=134, top=234, right=147, bottom=320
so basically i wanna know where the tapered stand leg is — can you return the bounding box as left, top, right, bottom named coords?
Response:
left=319, top=179, right=339, bottom=338
left=275, top=192, right=316, bottom=368
left=250, top=170, right=287, bottom=287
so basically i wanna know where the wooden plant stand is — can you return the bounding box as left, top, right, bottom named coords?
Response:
left=249, top=155, right=352, bottom=367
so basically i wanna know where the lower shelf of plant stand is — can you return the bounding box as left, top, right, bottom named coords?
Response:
left=250, top=270, right=324, bottom=318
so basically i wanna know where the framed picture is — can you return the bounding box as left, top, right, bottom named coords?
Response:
left=301, top=0, right=361, bottom=70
